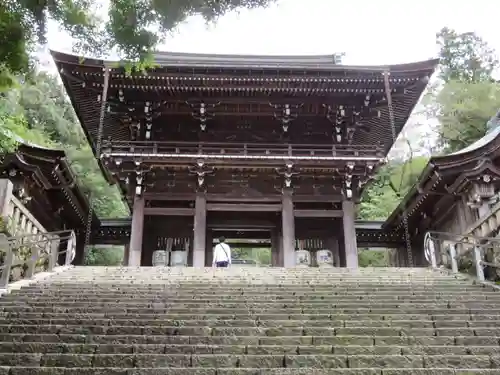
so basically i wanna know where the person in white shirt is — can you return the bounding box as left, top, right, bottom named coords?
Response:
left=212, top=236, right=231, bottom=268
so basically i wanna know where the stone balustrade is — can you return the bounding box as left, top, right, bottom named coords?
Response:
left=465, top=200, right=500, bottom=238
left=0, top=179, right=60, bottom=272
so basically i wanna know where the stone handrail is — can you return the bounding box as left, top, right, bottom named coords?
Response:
left=6, top=195, right=47, bottom=236
left=0, top=230, right=76, bottom=289
left=4, top=195, right=54, bottom=257
left=0, top=179, right=75, bottom=286
left=424, top=230, right=500, bottom=283
left=464, top=200, right=500, bottom=238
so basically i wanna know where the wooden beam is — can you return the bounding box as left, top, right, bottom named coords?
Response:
left=206, top=194, right=282, bottom=203
left=207, top=203, right=282, bottom=212
left=219, top=242, right=271, bottom=248
left=294, top=195, right=343, bottom=202
left=143, top=192, right=196, bottom=201
left=144, top=207, right=195, bottom=216
left=211, top=231, right=270, bottom=239
left=208, top=220, right=274, bottom=229
left=294, top=209, right=343, bottom=218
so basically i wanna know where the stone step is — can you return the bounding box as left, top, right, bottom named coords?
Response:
left=1, top=266, right=498, bottom=372
left=11, top=368, right=500, bottom=375
left=0, top=367, right=493, bottom=375
left=9, top=291, right=500, bottom=298
left=6, top=308, right=500, bottom=317
left=44, top=275, right=464, bottom=280
left=3, top=317, right=500, bottom=328
left=6, top=368, right=498, bottom=375
left=5, top=293, right=500, bottom=306
left=1, top=324, right=497, bottom=337
left=27, top=278, right=478, bottom=290
left=4, top=307, right=500, bottom=315
left=4, top=298, right=500, bottom=310
left=30, top=280, right=476, bottom=285
left=19, top=289, right=492, bottom=296
left=0, top=333, right=498, bottom=346
left=47, top=274, right=449, bottom=279
left=5, top=312, right=500, bottom=321
left=0, top=353, right=497, bottom=368
left=47, top=267, right=444, bottom=274
left=47, top=277, right=464, bottom=289
left=2, top=342, right=500, bottom=355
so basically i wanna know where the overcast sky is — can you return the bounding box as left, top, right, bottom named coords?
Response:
left=45, top=0, right=500, bottom=65
left=43, top=0, right=500, bottom=155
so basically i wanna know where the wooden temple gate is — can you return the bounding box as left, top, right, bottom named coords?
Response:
left=48, top=51, right=438, bottom=267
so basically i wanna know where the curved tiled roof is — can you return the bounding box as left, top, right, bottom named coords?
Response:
left=50, top=49, right=439, bottom=72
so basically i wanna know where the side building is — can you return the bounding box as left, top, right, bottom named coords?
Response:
left=0, top=142, right=98, bottom=264
left=385, top=110, right=500, bottom=270
left=51, top=51, right=437, bottom=267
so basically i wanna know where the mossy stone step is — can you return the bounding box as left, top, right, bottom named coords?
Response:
left=0, top=353, right=497, bottom=368
left=1, top=342, right=500, bottom=355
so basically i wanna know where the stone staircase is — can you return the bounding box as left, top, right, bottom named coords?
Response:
left=0, top=266, right=500, bottom=374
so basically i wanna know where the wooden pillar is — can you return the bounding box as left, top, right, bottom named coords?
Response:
left=326, top=237, right=340, bottom=267
left=192, top=193, right=207, bottom=267
left=140, top=222, right=155, bottom=266
left=282, top=190, right=295, bottom=268
left=128, top=195, right=145, bottom=266
left=187, top=235, right=194, bottom=266
left=123, top=244, right=130, bottom=266
left=342, top=199, right=358, bottom=269
left=271, top=229, right=280, bottom=267
left=205, top=229, right=213, bottom=267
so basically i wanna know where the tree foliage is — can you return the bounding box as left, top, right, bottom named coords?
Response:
left=85, top=246, right=124, bottom=266
left=1, top=0, right=276, bottom=86
left=0, top=72, right=128, bottom=219
left=435, top=81, right=500, bottom=153
left=437, top=27, right=499, bottom=84
left=358, top=250, right=389, bottom=267
left=0, top=71, right=128, bottom=265
left=430, top=27, right=500, bottom=154
left=360, top=27, right=500, bottom=220
left=358, top=156, right=429, bottom=220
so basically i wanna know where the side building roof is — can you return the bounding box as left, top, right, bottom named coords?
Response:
left=0, top=142, right=100, bottom=232
left=382, top=110, right=500, bottom=233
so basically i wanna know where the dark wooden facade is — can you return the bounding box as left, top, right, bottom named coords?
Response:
left=52, top=50, right=437, bottom=267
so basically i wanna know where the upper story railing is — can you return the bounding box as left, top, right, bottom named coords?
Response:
left=102, top=141, right=385, bottom=159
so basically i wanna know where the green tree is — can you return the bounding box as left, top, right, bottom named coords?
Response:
left=435, top=81, right=500, bottom=153
left=437, top=27, right=498, bottom=83
left=428, top=28, right=500, bottom=153
left=358, top=250, right=389, bottom=267
left=85, top=246, right=124, bottom=266
left=0, top=72, right=128, bottom=219
left=358, top=156, right=429, bottom=220
left=251, top=248, right=271, bottom=265
left=1, top=0, right=276, bottom=86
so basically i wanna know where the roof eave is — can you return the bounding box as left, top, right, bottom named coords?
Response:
left=50, top=50, right=439, bottom=74
left=382, top=161, right=436, bottom=229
